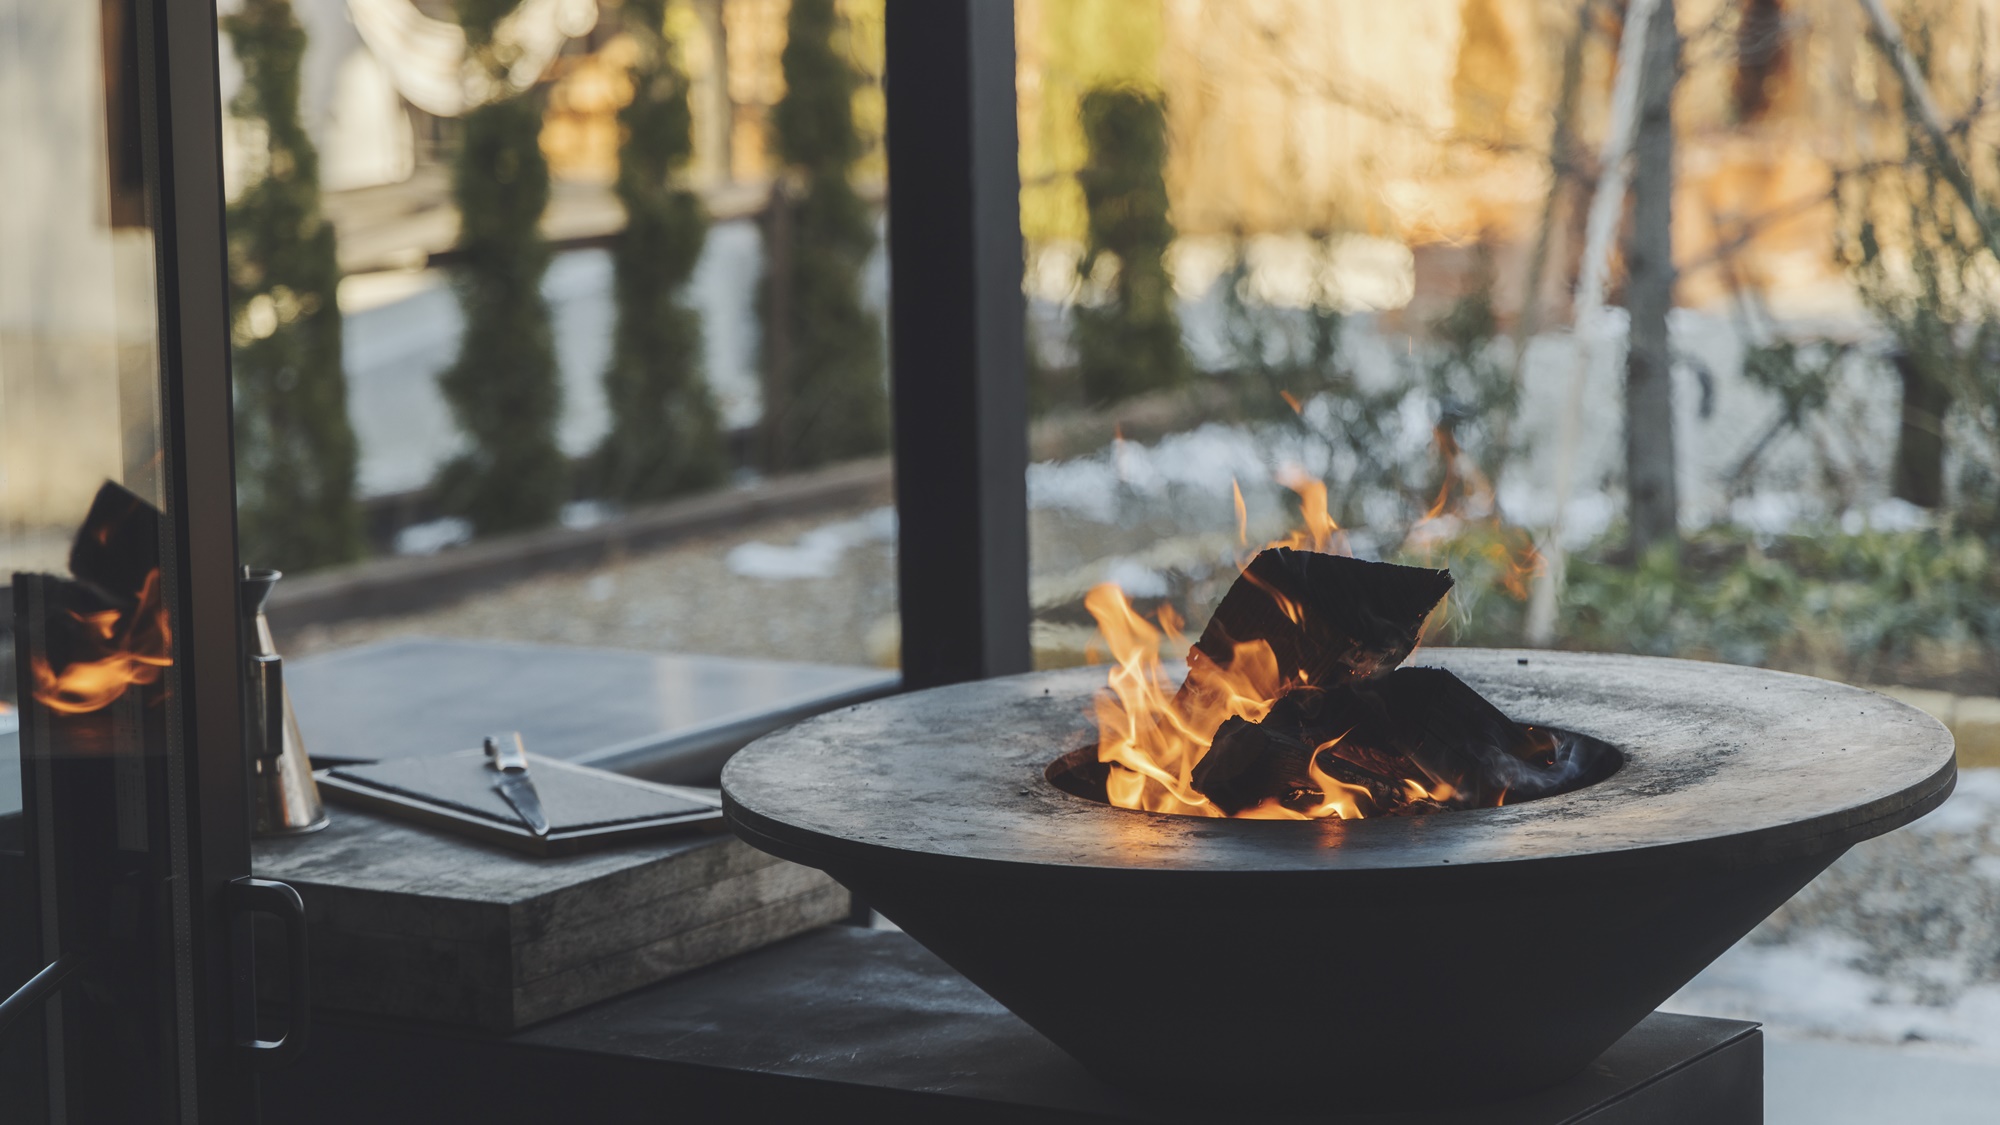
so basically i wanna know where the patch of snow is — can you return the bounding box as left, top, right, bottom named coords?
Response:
left=1100, top=558, right=1170, bottom=599
left=1027, top=423, right=1271, bottom=522
left=724, top=506, right=896, bottom=581
left=1841, top=497, right=1933, bottom=535
left=1912, top=769, right=2000, bottom=836
left=394, top=517, right=472, bottom=556
left=1669, top=934, right=2000, bottom=1058
left=1731, top=491, right=1815, bottom=537
left=561, top=500, right=617, bottom=530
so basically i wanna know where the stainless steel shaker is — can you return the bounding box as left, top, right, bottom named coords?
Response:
left=241, top=567, right=327, bottom=835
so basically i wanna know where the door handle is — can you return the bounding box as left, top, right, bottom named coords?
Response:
left=0, top=951, right=91, bottom=1038
left=227, top=876, right=309, bottom=1069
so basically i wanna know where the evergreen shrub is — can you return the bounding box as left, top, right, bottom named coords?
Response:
left=438, top=0, right=568, bottom=535
left=589, top=0, right=726, bottom=501
left=1073, top=86, right=1187, bottom=405
left=223, top=0, right=364, bottom=571
left=760, top=0, right=888, bottom=471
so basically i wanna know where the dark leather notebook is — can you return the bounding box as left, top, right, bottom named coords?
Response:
left=319, top=749, right=723, bottom=856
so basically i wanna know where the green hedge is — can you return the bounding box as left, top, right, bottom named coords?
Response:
left=223, top=0, right=364, bottom=572
left=589, top=0, right=726, bottom=501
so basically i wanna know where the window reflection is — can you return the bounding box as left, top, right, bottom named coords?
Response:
left=2, top=0, right=188, bottom=1116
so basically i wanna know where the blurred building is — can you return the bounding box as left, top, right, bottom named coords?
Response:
left=1017, top=0, right=1999, bottom=328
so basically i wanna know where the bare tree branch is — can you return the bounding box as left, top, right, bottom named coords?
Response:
left=1857, top=0, right=2000, bottom=263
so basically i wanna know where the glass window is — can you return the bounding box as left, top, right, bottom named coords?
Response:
left=219, top=0, right=897, bottom=783
left=1, top=0, right=199, bottom=1115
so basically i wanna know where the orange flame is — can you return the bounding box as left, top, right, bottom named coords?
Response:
left=1085, top=445, right=1542, bottom=820
left=1271, top=466, right=1347, bottom=556
left=1086, top=583, right=1289, bottom=817
left=1085, top=469, right=1365, bottom=819
left=1403, top=429, right=1542, bottom=613
left=30, top=569, right=172, bottom=716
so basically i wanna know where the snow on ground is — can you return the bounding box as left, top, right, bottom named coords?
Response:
left=725, top=506, right=897, bottom=581
left=1669, top=770, right=2000, bottom=1059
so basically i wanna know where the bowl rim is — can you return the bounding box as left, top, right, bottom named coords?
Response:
left=723, top=649, right=1957, bottom=879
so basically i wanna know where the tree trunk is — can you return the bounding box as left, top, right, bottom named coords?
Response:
left=1624, top=0, right=1680, bottom=559
left=1890, top=350, right=1950, bottom=508
left=759, top=183, right=796, bottom=474
left=692, top=0, right=734, bottom=186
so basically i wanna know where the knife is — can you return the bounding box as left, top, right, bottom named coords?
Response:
left=484, top=732, right=550, bottom=837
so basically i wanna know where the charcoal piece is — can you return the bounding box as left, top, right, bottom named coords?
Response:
left=67, top=481, right=163, bottom=608
left=1305, top=750, right=1406, bottom=812
left=1367, top=667, right=1587, bottom=806
left=1189, top=549, right=1451, bottom=692
left=1318, top=736, right=1412, bottom=786
left=1190, top=715, right=1316, bottom=816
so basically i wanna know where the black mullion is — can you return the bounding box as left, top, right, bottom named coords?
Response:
left=885, top=0, right=1031, bottom=689
left=146, top=0, right=256, bottom=1120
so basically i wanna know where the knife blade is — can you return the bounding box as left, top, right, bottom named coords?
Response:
left=484, top=732, right=550, bottom=837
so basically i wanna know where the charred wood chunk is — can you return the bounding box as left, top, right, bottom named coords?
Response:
left=1191, top=549, right=1452, bottom=690
left=67, top=481, right=163, bottom=608
left=1190, top=715, right=1316, bottom=816
left=1367, top=667, right=1588, bottom=805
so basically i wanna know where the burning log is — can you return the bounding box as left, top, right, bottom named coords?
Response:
left=1175, top=549, right=1603, bottom=818
left=1184, top=666, right=1607, bottom=816
left=1188, top=701, right=1317, bottom=816
left=1086, top=527, right=1609, bottom=819
left=67, top=481, right=163, bottom=609
left=1366, top=667, right=1547, bottom=807
left=1188, top=548, right=1452, bottom=691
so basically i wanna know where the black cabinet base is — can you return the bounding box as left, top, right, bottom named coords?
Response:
left=266, top=927, right=1760, bottom=1124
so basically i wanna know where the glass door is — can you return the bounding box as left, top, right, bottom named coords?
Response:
left=0, top=0, right=270, bottom=1121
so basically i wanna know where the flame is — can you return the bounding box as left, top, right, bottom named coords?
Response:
left=1084, top=444, right=1544, bottom=821
left=1402, top=428, right=1542, bottom=613
left=1084, top=469, right=1360, bottom=820
left=1086, top=583, right=1288, bottom=817
left=1271, top=466, right=1347, bottom=556
left=30, top=569, right=172, bottom=716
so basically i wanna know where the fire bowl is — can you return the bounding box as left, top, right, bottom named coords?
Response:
left=722, top=649, right=1955, bottom=1112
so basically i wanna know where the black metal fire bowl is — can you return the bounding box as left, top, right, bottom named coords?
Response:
left=722, top=649, right=1955, bottom=1113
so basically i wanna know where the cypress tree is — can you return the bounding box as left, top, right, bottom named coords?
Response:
left=589, top=0, right=726, bottom=501
left=1073, top=86, right=1186, bottom=405
left=760, top=0, right=888, bottom=471
left=438, top=0, right=568, bottom=535
left=223, top=0, right=364, bottom=571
